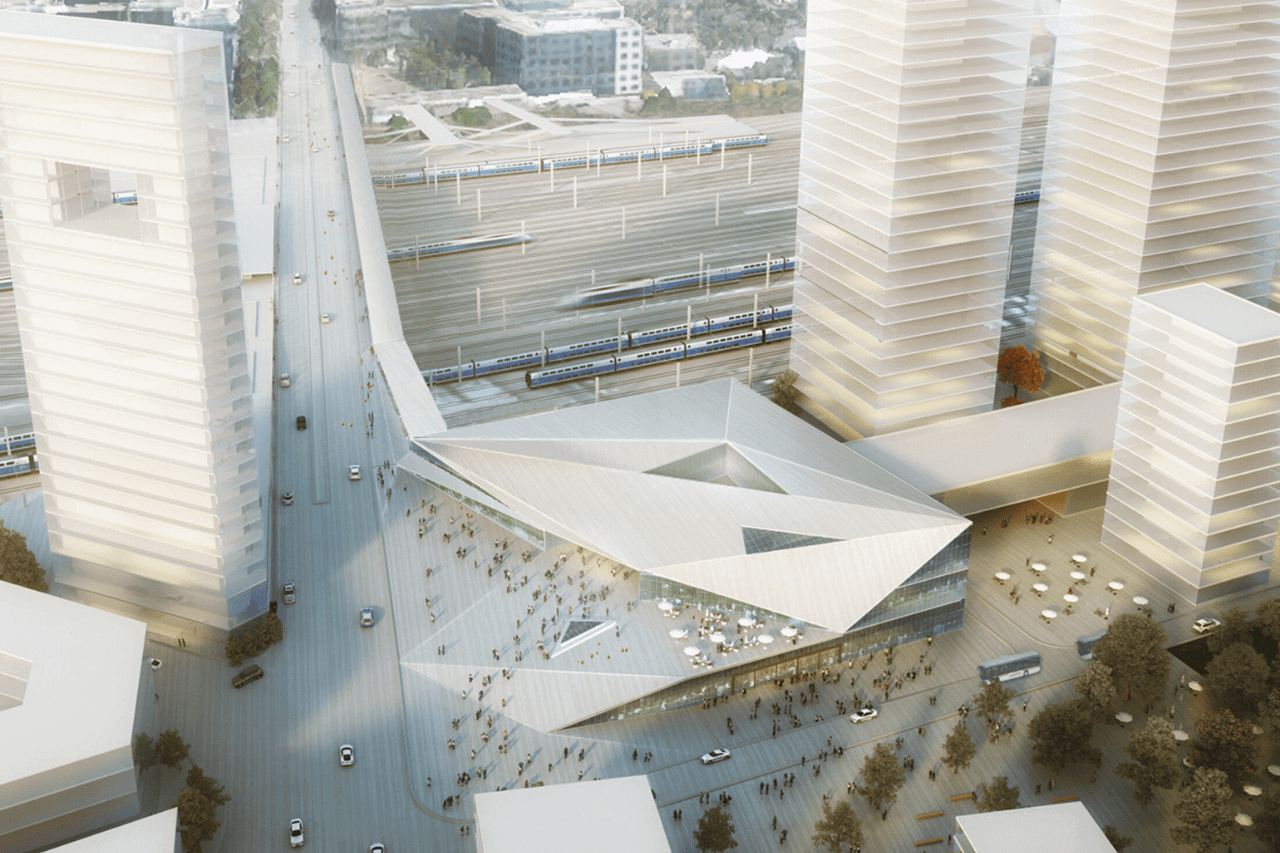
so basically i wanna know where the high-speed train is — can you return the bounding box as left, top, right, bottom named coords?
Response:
left=562, top=256, right=797, bottom=310
left=386, top=233, right=533, bottom=262
left=372, top=134, right=769, bottom=187
left=424, top=304, right=793, bottom=385
left=526, top=324, right=793, bottom=388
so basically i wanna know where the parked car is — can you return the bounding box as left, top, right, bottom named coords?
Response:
left=328, top=209, right=335, bottom=220
left=339, top=744, right=355, bottom=766
left=281, top=491, right=294, bottom=506
left=292, top=273, right=301, bottom=285
left=289, top=818, right=304, bottom=848
left=282, top=582, right=296, bottom=605
left=296, top=416, right=307, bottom=430
left=699, top=748, right=731, bottom=765
left=349, top=465, right=361, bottom=481
left=320, top=313, right=330, bottom=324
left=1193, top=617, right=1222, bottom=634
left=280, top=373, right=290, bottom=388
left=360, top=607, right=374, bottom=628
left=369, top=845, right=385, bottom=853
left=232, top=664, right=264, bottom=689
left=850, top=707, right=878, bottom=723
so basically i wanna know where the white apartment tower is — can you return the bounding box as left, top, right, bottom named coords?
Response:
left=0, top=13, right=267, bottom=631
left=789, top=0, right=1030, bottom=438
left=1029, top=0, right=1280, bottom=389
left=1102, top=284, right=1280, bottom=603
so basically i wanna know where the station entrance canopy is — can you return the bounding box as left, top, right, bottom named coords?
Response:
left=406, top=380, right=967, bottom=632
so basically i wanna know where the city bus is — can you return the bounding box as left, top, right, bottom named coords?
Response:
left=1075, top=629, right=1107, bottom=661
left=977, top=651, right=1042, bottom=684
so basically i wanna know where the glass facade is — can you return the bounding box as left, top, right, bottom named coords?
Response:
left=572, top=530, right=970, bottom=727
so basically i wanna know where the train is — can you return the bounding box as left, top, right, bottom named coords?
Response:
left=386, top=233, right=534, bottom=262
left=113, top=191, right=138, bottom=205
left=0, top=453, right=38, bottom=479
left=1014, top=189, right=1040, bottom=204
left=372, top=134, right=770, bottom=188
left=563, top=256, right=797, bottom=310
left=526, top=324, right=793, bottom=388
left=0, top=432, right=35, bottom=454
left=425, top=304, right=794, bottom=384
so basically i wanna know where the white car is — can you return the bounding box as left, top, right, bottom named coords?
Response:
left=349, top=465, right=361, bottom=481
left=320, top=313, right=330, bottom=324
left=370, top=845, right=385, bottom=853
left=360, top=607, right=374, bottom=628
left=280, top=373, right=290, bottom=388
left=1193, top=618, right=1222, bottom=634
left=281, top=491, right=294, bottom=506
left=339, top=744, right=355, bottom=766
left=850, top=707, right=878, bottom=723
left=293, top=273, right=301, bottom=285
left=282, top=582, right=296, bottom=604
left=699, top=748, right=731, bottom=765
left=289, top=818, right=304, bottom=848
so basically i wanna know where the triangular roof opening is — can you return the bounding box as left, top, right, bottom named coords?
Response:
left=646, top=443, right=784, bottom=494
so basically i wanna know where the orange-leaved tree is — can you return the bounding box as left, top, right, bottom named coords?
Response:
left=998, top=345, right=1045, bottom=407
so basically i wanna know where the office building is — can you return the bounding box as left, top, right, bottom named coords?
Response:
left=0, top=13, right=268, bottom=632
left=1028, top=0, right=1280, bottom=388
left=1102, top=283, right=1280, bottom=603
left=789, top=0, right=1030, bottom=438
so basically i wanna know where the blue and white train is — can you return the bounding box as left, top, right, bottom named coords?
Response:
left=424, top=304, right=793, bottom=385
left=0, top=432, right=35, bottom=454
left=0, top=454, right=38, bottom=479
left=1014, top=189, right=1040, bottom=204
left=372, top=134, right=770, bottom=187
left=563, top=256, right=797, bottom=310
left=386, top=233, right=534, bottom=262
left=525, top=324, right=793, bottom=388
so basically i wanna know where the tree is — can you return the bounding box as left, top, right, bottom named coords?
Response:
left=772, top=368, right=800, bottom=414
left=1188, top=709, right=1258, bottom=787
left=133, top=733, right=158, bottom=770
left=997, top=345, right=1045, bottom=403
left=972, top=680, right=1016, bottom=724
left=1027, top=698, right=1102, bottom=772
left=1169, top=767, right=1236, bottom=853
left=859, top=741, right=907, bottom=809
left=1255, top=785, right=1280, bottom=850
left=1072, top=660, right=1118, bottom=724
left=175, top=786, right=220, bottom=853
left=811, top=799, right=864, bottom=853
left=1115, top=716, right=1180, bottom=805
left=185, top=765, right=230, bottom=808
left=1102, top=825, right=1133, bottom=852
left=1205, top=642, right=1270, bottom=714
left=974, top=775, right=1020, bottom=812
left=1206, top=604, right=1254, bottom=655
left=0, top=519, right=47, bottom=591
left=1258, top=687, right=1280, bottom=734
left=1254, top=597, right=1280, bottom=644
left=1092, top=614, right=1170, bottom=703
left=941, top=719, right=977, bottom=775
left=693, top=805, right=737, bottom=853
left=156, top=729, right=191, bottom=770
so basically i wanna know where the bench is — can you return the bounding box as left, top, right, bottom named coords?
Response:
left=916, top=810, right=945, bottom=821
left=1051, top=794, right=1079, bottom=803
left=948, top=792, right=974, bottom=802
left=914, top=838, right=945, bottom=847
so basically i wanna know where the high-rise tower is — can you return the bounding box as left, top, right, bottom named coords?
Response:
left=1029, top=0, right=1280, bottom=388
left=0, top=13, right=267, bottom=630
left=789, top=0, right=1031, bottom=438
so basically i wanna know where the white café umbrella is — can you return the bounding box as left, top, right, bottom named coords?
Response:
left=1108, top=581, right=1125, bottom=591
left=709, top=631, right=726, bottom=644
left=995, top=571, right=1011, bottom=582
left=1063, top=594, right=1079, bottom=603
left=1031, top=562, right=1047, bottom=572
left=738, top=617, right=756, bottom=627
left=1070, top=571, right=1086, bottom=581
left=1235, top=813, right=1253, bottom=827
left=669, top=628, right=688, bottom=639
left=759, top=633, right=775, bottom=644
left=1033, top=582, right=1049, bottom=593
left=1133, top=596, right=1149, bottom=606
left=1173, top=730, right=1190, bottom=742
left=1115, top=712, right=1133, bottom=724
left=683, top=646, right=700, bottom=657
left=780, top=626, right=798, bottom=637
left=1072, top=553, right=1088, bottom=563
left=658, top=601, right=674, bottom=611
left=1041, top=609, right=1058, bottom=619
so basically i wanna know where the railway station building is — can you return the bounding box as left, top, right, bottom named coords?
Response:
left=400, top=379, right=970, bottom=730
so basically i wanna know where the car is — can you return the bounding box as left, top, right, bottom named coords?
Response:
left=360, top=607, right=374, bottom=627
left=699, top=748, right=731, bottom=765
left=232, top=664, right=264, bottom=689
left=349, top=465, right=361, bottom=481
left=370, top=845, right=385, bottom=853
left=340, top=744, right=355, bottom=766
left=293, top=273, right=301, bottom=285
left=850, top=707, right=878, bottom=723
left=282, top=582, right=296, bottom=604
left=327, top=209, right=335, bottom=220
left=296, top=415, right=307, bottom=430
left=320, top=313, right=330, bottom=324
left=281, top=491, right=294, bottom=506
left=289, top=818, right=304, bottom=848
left=280, top=373, right=290, bottom=388
left=282, top=134, right=290, bottom=143
left=1193, top=617, right=1222, bottom=634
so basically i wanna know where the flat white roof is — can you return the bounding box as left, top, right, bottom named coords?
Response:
left=475, top=775, right=670, bottom=853
left=851, top=383, right=1121, bottom=496
left=47, top=810, right=177, bottom=853
left=1139, top=282, right=1280, bottom=347
left=0, top=580, right=147, bottom=790
left=956, top=802, right=1115, bottom=853
left=0, top=9, right=219, bottom=53
left=229, top=118, right=278, bottom=278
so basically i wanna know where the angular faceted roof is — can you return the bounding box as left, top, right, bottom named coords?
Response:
left=414, top=380, right=966, bottom=631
